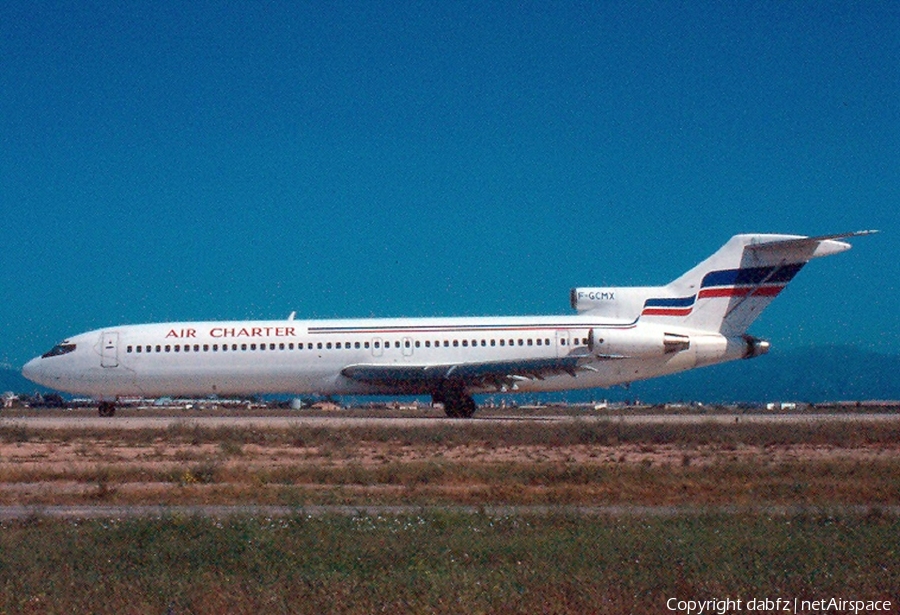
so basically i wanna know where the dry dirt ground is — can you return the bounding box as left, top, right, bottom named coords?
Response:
left=1, top=408, right=898, bottom=509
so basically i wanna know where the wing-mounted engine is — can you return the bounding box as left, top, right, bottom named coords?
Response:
left=570, top=287, right=661, bottom=320
left=588, top=328, right=690, bottom=358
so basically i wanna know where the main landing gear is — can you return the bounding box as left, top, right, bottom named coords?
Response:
left=433, top=384, right=477, bottom=419
left=98, top=401, right=116, bottom=417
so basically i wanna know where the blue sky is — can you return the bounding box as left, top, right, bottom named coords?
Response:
left=2, top=1, right=898, bottom=368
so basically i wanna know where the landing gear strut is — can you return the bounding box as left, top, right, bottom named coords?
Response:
left=98, top=401, right=116, bottom=417
left=433, top=384, right=477, bottom=419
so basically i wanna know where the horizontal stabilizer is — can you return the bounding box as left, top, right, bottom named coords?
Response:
left=745, top=230, right=878, bottom=260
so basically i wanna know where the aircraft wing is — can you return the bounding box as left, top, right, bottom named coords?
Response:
left=341, top=355, right=586, bottom=393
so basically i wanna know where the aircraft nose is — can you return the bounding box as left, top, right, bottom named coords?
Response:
left=21, top=357, right=44, bottom=386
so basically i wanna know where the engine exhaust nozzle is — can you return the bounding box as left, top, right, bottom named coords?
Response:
left=743, top=336, right=770, bottom=359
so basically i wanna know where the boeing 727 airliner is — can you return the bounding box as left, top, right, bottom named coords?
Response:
left=23, top=232, right=873, bottom=417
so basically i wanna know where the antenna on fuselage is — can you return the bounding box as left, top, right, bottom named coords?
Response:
left=288, top=311, right=296, bottom=321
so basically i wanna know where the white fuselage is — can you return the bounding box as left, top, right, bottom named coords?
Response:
left=22, top=231, right=869, bottom=414
left=21, top=315, right=746, bottom=400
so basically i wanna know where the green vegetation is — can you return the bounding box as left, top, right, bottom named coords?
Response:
left=0, top=511, right=895, bottom=614
left=0, top=416, right=896, bottom=611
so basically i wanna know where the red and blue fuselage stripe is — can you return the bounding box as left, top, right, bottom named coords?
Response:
left=700, top=263, right=804, bottom=287
left=641, top=263, right=805, bottom=317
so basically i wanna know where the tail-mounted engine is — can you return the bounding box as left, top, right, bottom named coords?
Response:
left=570, top=287, right=657, bottom=319
left=588, top=328, right=690, bottom=358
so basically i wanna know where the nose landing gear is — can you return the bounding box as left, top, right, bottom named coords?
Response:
left=98, top=401, right=116, bottom=417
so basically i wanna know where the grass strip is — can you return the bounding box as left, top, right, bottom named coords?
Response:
left=0, top=511, right=895, bottom=614
left=1, top=458, right=899, bottom=507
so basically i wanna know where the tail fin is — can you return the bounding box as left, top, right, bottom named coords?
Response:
left=643, top=231, right=875, bottom=335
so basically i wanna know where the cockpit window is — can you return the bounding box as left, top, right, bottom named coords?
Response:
left=41, top=343, right=77, bottom=358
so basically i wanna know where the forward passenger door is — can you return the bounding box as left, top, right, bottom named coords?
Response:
left=101, top=332, right=119, bottom=368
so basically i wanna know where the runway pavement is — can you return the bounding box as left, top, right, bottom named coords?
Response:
left=0, top=411, right=897, bottom=430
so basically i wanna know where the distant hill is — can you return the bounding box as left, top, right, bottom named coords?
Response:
left=3, top=346, right=899, bottom=404
left=1, top=366, right=26, bottom=393
left=0, top=366, right=51, bottom=395
left=609, top=345, right=900, bottom=404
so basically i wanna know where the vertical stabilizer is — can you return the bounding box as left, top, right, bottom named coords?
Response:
left=639, top=232, right=873, bottom=335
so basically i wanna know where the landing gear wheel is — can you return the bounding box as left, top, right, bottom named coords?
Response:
left=434, top=387, right=477, bottom=419
left=452, top=395, right=477, bottom=419
left=98, top=401, right=116, bottom=417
